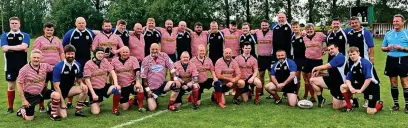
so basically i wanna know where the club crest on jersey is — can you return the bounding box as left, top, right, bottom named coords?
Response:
left=218, top=36, right=221, bottom=39
left=151, top=65, right=164, bottom=72
left=299, top=39, right=303, bottom=43
left=249, top=38, right=252, bottom=42
left=285, top=27, right=288, bottom=30
left=125, top=34, right=129, bottom=37
left=74, top=36, right=79, bottom=39
left=7, top=74, right=11, bottom=79
left=8, top=37, right=13, bottom=39
left=357, top=33, right=361, bottom=37
left=187, top=35, right=190, bottom=38
left=275, top=27, right=279, bottom=29
left=284, top=66, right=287, bottom=70
left=18, top=37, right=22, bottom=40
left=64, top=71, right=69, bottom=74
left=354, top=80, right=358, bottom=84
left=75, top=69, right=78, bottom=74
left=86, top=36, right=90, bottom=40
left=156, top=34, right=159, bottom=37
left=339, top=36, right=343, bottom=39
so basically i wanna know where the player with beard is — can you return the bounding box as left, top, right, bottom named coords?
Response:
left=84, top=47, right=122, bottom=116
left=191, top=23, right=209, bottom=57
left=255, top=19, right=273, bottom=96
left=221, top=21, right=242, bottom=57
left=33, top=23, right=65, bottom=112
left=92, top=19, right=125, bottom=62
left=129, top=23, right=145, bottom=63
left=157, top=20, right=179, bottom=62
left=51, top=45, right=88, bottom=117
left=208, top=21, right=225, bottom=65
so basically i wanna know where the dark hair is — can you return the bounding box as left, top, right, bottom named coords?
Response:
left=291, top=21, right=299, bottom=26
left=43, top=23, right=54, bottom=28
left=117, top=19, right=126, bottom=25
left=242, top=22, right=250, bottom=27
left=9, top=17, right=20, bottom=22
left=103, top=19, right=111, bottom=24
left=64, top=44, right=76, bottom=53
left=194, top=22, right=203, bottom=26
left=230, top=21, right=237, bottom=25
left=350, top=16, right=359, bottom=21
left=348, top=46, right=360, bottom=53
left=241, top=42, right=251, bottom=49
left=327, top=43, right=338, bottom=48
left=331, top=18, right=341, bottom=23
left=394, top=14, right=405, bottom=21
left=261, top=19, right=269, bottom=24
left=276, top=49, right=286, bottom=54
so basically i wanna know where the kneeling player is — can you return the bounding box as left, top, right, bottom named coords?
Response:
left=141, top=43, right=178, bottom=111
left=173, top=52, right=200, bottom=110
left=16, top=50, right=62, bottom=121
left=310, top=43, right=348, bottom=109
left=84, top=47, right=122, bottom=115
left=265, top=50, right=298, bottom=106
left=111, top=46, right=145, bottom=112
left=215, top=48, right=244, bottom=107
left=235, top=43, right=262, bottom=104
left=340, top=47, right=383, bottom=114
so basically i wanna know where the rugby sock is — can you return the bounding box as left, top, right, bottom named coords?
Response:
left=137, top=92, right=144, bottom=109
left=39, top=100, right=44, bottom=108
left=375, top=102, right=383, bottom=111
left=342, top=92, right=352, bottom=109
left=76, top=101, right=84, bottom=112
left=68, top=97, right=73, bottom=104
left=255, top=87, right=262, bottom=101
left=215, top=92, right=226, bottom=108
left=50, top=98, right=60, bottom=116
left=168, top=100, right=175, bottom=109
left=112, top=94, right=121, bottom=112
left=317, top=95, right=323, bottom=103
left=7, top=90, right=15, bottom=109
left=272, top=91, right=280, bottom=100
left=403, top=88, right=408, bottom=107
left=233, top=88, right=243, bottom=100
left=193, top=88, right=199, bottom=105
left=391, top=86, right=399, bottom=106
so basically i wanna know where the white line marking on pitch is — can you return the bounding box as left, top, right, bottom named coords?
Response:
left=112, top=97, right=211, bottom=128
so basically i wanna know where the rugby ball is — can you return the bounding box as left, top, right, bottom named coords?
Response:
left=297, top=100, right=313, bottom=109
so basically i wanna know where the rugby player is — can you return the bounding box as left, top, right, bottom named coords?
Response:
left=1, top=17, right=30, bottom=114
left=255, top=19, right=273, bottom=95
left=92, top=19, right=125, bottom=62
left=208, top=21, right=224, bottom=65
left=290, top=21, right=305, bottom=97
left=221, top=21, right=242, bottom=57
left=239, top=23, right=257, bottom=57
left=272, top=12, right=293, bottom=60
left=326, top=18, right=348, bottom=61
left=190, top=22, right=209, bottom=57
left=265, top=50, right=298, bottom=106
left=113, top=19, right=130, bottom=47
left=129, top=23, right=145, bottom=63
left=176, top=21, right=192, bottom=58
left=143, top=18, right=161, bottom=57
left=340, top=47, right=383, bottom=114
left=347, top=16, right=374, bottom=63
left=157, top=19, right=178, bottom=62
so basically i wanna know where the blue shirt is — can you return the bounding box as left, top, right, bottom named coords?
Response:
left=382, top=29, right=408, bottom=57
left=270, top=58, right=297, bottom=76
left=1, top=32, right=30, bottom=47
left=346, top=58, right=379, bottom=84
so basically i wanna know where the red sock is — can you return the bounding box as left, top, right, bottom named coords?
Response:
left=112, top=94, right=121, bottom=112
left=255, top=87, right=262, bottom=101
left=68, top=97, right=73, bottom=103
left=7, top=90, right=15, bottom=109
left=233, top=88, right=243, bottom=100
left=187, top=94, right=193, bottom=102
left=193, top=88, right=199, bottom=105
left=39, top=100, right=44, bottom=108
left=342, top=92, right=352, bottom=109
left=168, top=100, right=175, bottom=109
left=137, top=92, right=144, bottom=109
left=215, top=92, right=226, bottom=108
left=212, top=92, right=217, bottom=102
left=375, top=103, right=383, bottom=111
left=273, top=91, right=280, bottom=100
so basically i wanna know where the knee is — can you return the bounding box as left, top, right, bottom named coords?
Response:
left=60, top=113, right=67, bottom=118
left=237, top=80, right=245, bottom=87
left=309, top=77, right=317, bottom=84
left=82, top=86, right=89, bottom=93
left=340, top=84, right=348, bottom=91
left=24, top=116, right=34, bottom=121
left=51, top=92, right=61, bottom=100
left=367, top=109, right=377, bottom=115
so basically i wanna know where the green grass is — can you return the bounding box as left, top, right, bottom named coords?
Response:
left=1, top=39, right=408, bottom=128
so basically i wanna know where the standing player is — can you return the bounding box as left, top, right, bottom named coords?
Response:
left=340, top=47, right=383, bottom=114
left=215, top=48, right=244, bottom=106
left=302, top=23, right=326, bottom=102
left=190, top=45, right=218, bottom=106
left=83, top=47, right=122, bottom=115
left=255, top=19, right=273, bottom=94
left=173, top=52, right=200, bottom=110
left=62, top=17, right=95, bottom=107
left=52, top=44, right=88, bottom=117
left=272, top=12, right=293, bottom=60
left=113, top=19, right=130, bottom=47
left=310, top=43, right=348, bottom=109
left=265, top=50, right=298, bottom=106
left=190, top=22, right=208, bottom=57
left=111, top=47, right=146, bottom=112
left=129, top=23, right=145, bottom=63
left=221, top=21, right=241, bottom=57
left=143, top=18, right=161, bottom=57
left=16, top=50, right=61, bottom=121
left=1, top=17, right=30, bottom=114
left=33, top=23, right=65, bottom=112
left=381, top=14, right=408, bottom=112
left=326, top=18, right=348, bottom=61
left=92, top=19, right=125, bottom=62
left=235, top=43, right=262, bottom=104
left=157, top=19, right=178, bottom=62
left=176, top=21, right=192, bottom=58
left=239, top=23, right=257, bottom=57
left=290, top=21, right=306, bottom=97
left=141, top=43, right=178, bottom=111
left=347, top=16, right=374, bottom=64
left=208, top=21, right=224, bottom=65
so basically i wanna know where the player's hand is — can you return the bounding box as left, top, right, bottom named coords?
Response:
left=355, top=90, right=363, bottom=94
left=92, top=94, right=99, bottom=101
left=369, top=57, right=374, bottom=65
left=80, top=84, right=88, bottom=91
left=349, top=87, right=356, bottom=94
left=394, top=45, right=404, bottom=51
left=277, top=83, right=285, bottom=89
left=248, top=77, right=254, bottom=84
left=2, top=47, right=9, bottom=52
left=175, top=80, right=181, bottom=87
left=22, top=100, right=30, bottom=108
left=115, top=85, right=121, bottom=91
left=213, top=77, right=218, bottom=82
left=231, top=78, right=237, bottom=83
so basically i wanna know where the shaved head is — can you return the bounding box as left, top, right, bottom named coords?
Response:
left=277, top=12, right=287, bottom=25
left=180, top=51, right=190, bottom=63
left=134, top=23, right=143, bottom=34
left=150, top=43, right=160, bottom=57
left=120, top=46, right=130, bottom=59
left=178, top=21, right=187, bottom=31
left=223, top=48, right=232, bottom=60
left=197, top=45, right=206, bottom=58
left=122, top=46, right=130, bottom=52
left=75, top=17, right=87, bottom=30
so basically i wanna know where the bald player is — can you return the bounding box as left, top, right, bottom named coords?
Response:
left=157, top=19, right=178, bottom=62
left=141, top=43, right=179, bottom=111
left=272, top=12, right=293, bottom=60
left=92, top=19, right=125, bottom=62
left=111, top=46, right=146, bottom=112
left=176, top=21, right=192, bottom=58
left=143, top=18, right=161, bottom=57
left=208, top=21, right=225, bottom=65
left=129, top=23, right=145, bottom=63
left=215, top=48, right=244, bottom=107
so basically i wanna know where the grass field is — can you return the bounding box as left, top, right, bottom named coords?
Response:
left=1, top=38, right=408, bottom=128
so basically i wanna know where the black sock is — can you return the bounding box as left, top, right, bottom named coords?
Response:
left=403, top=88, right=408, bottom=107
left=317, top=95, right=323, bottom=103
left=391, top=86, right=399, bottom=106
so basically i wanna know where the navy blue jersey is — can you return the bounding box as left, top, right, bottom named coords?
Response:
left=53, top=60, right=83, bottom=88
left=1, top=31, right=30, bottom=71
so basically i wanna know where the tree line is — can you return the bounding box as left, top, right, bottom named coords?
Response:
left=1, top=0, right=407, bottom=36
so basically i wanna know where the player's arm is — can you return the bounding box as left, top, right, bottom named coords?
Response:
left=211, top=69, right=218, bottom=81
left=84, top=77, right=98, bottom=99
left=109, top=70, right=120, bottom=89
left=313, top=63, right=331, bottom=72
left=1, top=34, right=10, bottom=52
left=7, top=34, right=29, bottom=51
left=91, top=36, right=99, bottom=51
left=16, top=82, right=30, bottom=107
left=345, top=71, right=355, bottom=91
left=250, top=63, right=259, bottom=80
left=62, top=30, right=72, bottom=46
left=269, top=64, right=279, bottom=85
left=365, top=30, right=375, bottom=64
left=52, top=65, right=67, bottom=106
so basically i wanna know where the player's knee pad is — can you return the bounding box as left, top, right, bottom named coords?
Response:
left=213, top=81, right=223, bottom=92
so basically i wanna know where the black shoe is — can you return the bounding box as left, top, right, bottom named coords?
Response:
left=318, top=98, right=326, bottom=108
left=7, top=108, right=13, bottom=114
left=84, top=101, right=90, bottom=107
left=274, top=99, right=282, bottom=104
left=113, top=110, right=120, bottom=116
left=310, top=98, right=316, bottom=103
left=232, top=99, right=240, bottom=105
left=211, top=93, right=216, bottom=102
left=75, top=111, right=86, bottom=117
left=352, top=98, right=359, bottom=108
left=16, top=107, right=24, bottom=117
left=67, top=102, right=73, bottom=109
left=193, top=105, right=199, bottom=110
left=266, top=95, right=274, bottom=99
left=392, top=105, right=400, bottom=111
left=39, top=107, right=46, bottom=113
left=303, top=96, right=308, bottom=100
left=50, top=114, right=62, bottom=121
left=405, top=107, right=408, bottom=114
left=341, top=108, right=353, bottom=112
